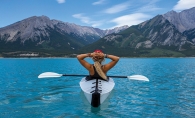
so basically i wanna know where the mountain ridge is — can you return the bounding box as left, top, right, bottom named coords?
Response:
left=0, top=15, right=128, bottom=44
left=163, top=7, right=195, bottom=33
left=1, top=7, right=195, bottom=57
left=79, top=12, right=195, bottom=57
left=0, top=15, right=128, bottom=57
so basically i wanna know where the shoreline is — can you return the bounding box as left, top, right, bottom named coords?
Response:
left=0, top=56, right=195, bottom=59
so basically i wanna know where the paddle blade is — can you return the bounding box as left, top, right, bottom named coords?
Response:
left=127, top=75, right=149, bottom=81
left=38, top=72, right=63, bottom=78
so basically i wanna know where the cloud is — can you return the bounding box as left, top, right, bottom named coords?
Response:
left=72, top=14, right=103, bottom=27
left=56, top=0, right=65, bottom=4
left=136, top=0, right=161, bottom=13
left=173, top=0, right=195, bottom=11
left=104, top=2, right=131, bottom=14
left=110, top=13, right=151, bottom=28
left=92, top=0, right=106, bottom=5
left=91, top=22, right=103, bottom=27
left=72, top=14, right=90, bottom=24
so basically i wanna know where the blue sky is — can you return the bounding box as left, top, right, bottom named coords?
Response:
left=0, top=0, right=195, bottom=29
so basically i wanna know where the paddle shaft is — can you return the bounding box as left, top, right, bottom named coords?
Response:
left=38, top=72, right=149, bottom=81
left=62, top=74, right=127, bottom=78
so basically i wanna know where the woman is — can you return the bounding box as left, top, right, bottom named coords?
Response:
left=77, top=49, right=119, bottom=81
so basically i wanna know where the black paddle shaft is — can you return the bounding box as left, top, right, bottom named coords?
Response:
left=62, top=74, right=127, bottom=78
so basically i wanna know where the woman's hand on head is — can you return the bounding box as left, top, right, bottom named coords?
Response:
left=99, top=53, right=104, bottom=58
left=90, top=52, right=94, bottom=57
left=92, top=52, right=104, bottom=58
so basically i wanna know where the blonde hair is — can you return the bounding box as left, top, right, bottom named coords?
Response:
left=91, top=52, right=107, bottom=80
left=94, top=61, right=107, bottom=80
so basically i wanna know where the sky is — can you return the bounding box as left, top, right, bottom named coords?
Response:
left=0, top=0, right=195, bottom=29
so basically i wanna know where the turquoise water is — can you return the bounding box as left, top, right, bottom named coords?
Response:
left=0, top=58, right=194, bottom=118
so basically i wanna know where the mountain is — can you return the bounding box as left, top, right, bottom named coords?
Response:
left=162, top=7, right=195, bottom=56
left=103, top=25, right=129, bottom=35
left=183, top=28, right=195, bottom=43
left=163, top=7, right=195, bottom=33
left=80, top=14, right=195, bottom=57
left=0, top=16, right=128, bottom=57
left=1, top=7, right=195, bottom=57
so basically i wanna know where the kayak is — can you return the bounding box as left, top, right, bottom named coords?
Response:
left=80, top=77, right=115, bottom=107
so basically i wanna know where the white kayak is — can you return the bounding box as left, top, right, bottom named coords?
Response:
left=80, top=77, right=115, bottom=107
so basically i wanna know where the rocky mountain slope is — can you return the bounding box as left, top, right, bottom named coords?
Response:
left=0, top=16, right=128, bottom=56
left=183, top=28, right=195, bottom=43
left=163, top=7, right=195, bottom=33
left=0, top=7, right=195, bottom=57
left=80, top=12, right=195, bottom=57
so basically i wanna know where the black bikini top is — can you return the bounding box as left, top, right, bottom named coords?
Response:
left=86, top=66, right=108, bottom=81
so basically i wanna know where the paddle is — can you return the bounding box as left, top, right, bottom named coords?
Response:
left=38, top=72, right=149, bottom=81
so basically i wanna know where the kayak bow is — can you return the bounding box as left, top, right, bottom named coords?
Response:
left=80, top=77, right=115, bottom=107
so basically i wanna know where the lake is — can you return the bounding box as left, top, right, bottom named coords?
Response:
left=0, top=58, right=194, bottom=118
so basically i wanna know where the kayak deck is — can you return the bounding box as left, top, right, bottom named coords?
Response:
left=80, top=77, right=115, bottom=107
